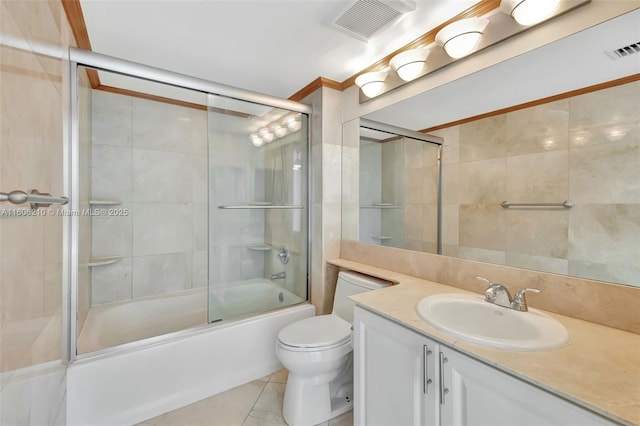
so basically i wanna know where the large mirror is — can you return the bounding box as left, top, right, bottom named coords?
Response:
left=342, top=10, right=640, bottom=287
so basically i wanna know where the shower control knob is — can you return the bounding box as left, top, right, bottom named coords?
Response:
left=277, top=245, right=290, bottom=264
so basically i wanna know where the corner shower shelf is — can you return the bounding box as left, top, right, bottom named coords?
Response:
left=371, top=236, right=392, bottom=241
left=218, top=205, right=304, bottom=210
left=88, top=256, right=122, bottom=267
left=89, top=200, right=121, bottom=205
left=246, top=244, right=272, bottom=252
left=360, top=203, right=402, bottom=209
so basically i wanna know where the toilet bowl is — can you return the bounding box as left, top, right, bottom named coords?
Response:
left=276, top=271, right=389, bottom=425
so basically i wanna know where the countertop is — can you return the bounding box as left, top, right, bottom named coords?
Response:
left=328, top=259, right=640, bottom=426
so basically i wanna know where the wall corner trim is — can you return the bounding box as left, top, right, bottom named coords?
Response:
left=289, top=77, right=343, bottom=102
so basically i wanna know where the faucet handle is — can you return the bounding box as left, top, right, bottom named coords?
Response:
left=512, top=288, right=541, bottom=312
left=476, top=276, right=493, bottom=287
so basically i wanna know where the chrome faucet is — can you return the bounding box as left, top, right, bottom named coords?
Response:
left=476, top=276, right=540, bottom=312
left=271, top=271, right=286, bottom=280
left=511, top=288, right=541, bottom=311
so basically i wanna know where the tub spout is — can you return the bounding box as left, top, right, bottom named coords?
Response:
left=271, top=271, right=286, bottom=280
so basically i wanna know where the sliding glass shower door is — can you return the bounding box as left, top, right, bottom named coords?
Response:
left=207, top=95, right=309, bottom=322
left=72, top=59, right=310, bottom=357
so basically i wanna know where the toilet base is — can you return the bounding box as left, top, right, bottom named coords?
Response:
left=282, top=363, right=353, bottom=426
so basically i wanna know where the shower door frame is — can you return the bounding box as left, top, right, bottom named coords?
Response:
left=67, top=47, right=312, bottom=363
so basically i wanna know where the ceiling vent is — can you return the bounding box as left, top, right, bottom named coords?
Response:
left=326, top=0, right=417, bottom=42
left=605, top=41, right=640, bottom=60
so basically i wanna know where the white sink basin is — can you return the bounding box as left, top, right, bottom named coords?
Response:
left=416, top=293, right=570, bottom=351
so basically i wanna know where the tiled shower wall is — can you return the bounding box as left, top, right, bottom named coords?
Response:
left=208, top=125, right=265, bottom=286
left=264, top=131, right=308, bottom=299
left=359, top=138, right=406, bottom=246
left=424, top=81, right=640, bottom=286
left=90, top=91, right=208, bottom=305
left=359, top=140, right=382, bottom=244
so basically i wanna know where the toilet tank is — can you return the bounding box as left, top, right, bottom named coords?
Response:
left=332, top=271, right=390, bottom=324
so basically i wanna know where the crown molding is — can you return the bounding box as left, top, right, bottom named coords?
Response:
left=289, top=77, right=343, bottom=101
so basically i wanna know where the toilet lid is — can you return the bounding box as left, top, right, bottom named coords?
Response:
left=278, top=315, right=351, bottom=348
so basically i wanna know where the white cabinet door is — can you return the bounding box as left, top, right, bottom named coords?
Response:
left=439, top=348, right=615, bottom=426
left=354, top=307, right=439, bottom=426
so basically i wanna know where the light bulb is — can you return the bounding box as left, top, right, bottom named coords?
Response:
left=444, top=33, right=482, bottom=58
left=250, top=133, right=264, bottom=147
left=271, top=124, right=287, bottom=138
left=390, top=49, right=429, bottom=82
left=283, top=115, right=301, bottom=132
left=355, top=71, right=388, bottom=98
left=258, top=128, right=274, bottom=143
left=436, top=18, right=489, bottom=59
left=505, top=0, right=560, bottom=26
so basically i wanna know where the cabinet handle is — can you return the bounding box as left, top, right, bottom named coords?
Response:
left=423, top=345, right=433, bottom=394
left=439, top=352, right=449, bottom=404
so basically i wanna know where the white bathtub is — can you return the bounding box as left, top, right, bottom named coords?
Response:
left=78, top=279, right=304, bottom=354
left=69, top=280, right=314, bottom=426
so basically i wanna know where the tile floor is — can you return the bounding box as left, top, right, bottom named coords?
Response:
left=136, top=369, right=353, bottom=426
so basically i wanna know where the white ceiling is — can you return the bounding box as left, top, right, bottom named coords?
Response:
left=80, top=0, right=481, bottom=99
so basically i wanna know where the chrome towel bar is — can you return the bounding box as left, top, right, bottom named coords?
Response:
left=1, top=189, right=69, bottom=210
left=501, top=200, right=575, bottom=209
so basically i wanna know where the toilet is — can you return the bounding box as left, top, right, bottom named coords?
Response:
left=276, top=271, right=389, bottom=425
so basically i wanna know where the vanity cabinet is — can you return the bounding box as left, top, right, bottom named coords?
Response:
left=353, top=306, right=440, bottom=425
left=354, top=306, right=614, bottom=426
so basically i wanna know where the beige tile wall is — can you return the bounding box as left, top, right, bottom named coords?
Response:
left=0, top=0, right=75, bottom=373
left=264, top=126, right=309, bottom=301
left=340, top=240, right=640, bottom=334
left=306, top=87, right=343, bottom=315
left=424, top=81, right=640, bottom=286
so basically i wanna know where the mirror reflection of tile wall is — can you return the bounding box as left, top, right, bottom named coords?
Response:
left=423, top=81, right=639, bottom=286
left=359, top=140, right=406, bottom=246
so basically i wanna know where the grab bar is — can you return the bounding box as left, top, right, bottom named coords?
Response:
left=501, top=200, right=574, bottom=209
left=1, top=189, right=69, bottom=210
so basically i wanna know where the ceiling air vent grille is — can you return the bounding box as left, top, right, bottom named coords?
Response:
left=605, top=41, right=640, bottom=60
left=327, top=0, right=417, bottom=42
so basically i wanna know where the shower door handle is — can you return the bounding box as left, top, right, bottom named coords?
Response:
left=1, top=189, right=68, bottom=210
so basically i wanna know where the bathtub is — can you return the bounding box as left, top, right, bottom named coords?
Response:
left=69, top=280, right=313, bottom=426
left=210, top=278, right=304, bottom=320
left=78, top=279, right=304, bottom=354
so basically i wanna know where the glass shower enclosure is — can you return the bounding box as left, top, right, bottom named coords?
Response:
left=207, top=95, right=308, bottom=321
left=72, top=62, right=309, bottom=357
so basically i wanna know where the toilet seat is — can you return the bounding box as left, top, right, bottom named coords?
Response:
left=277, top=314, right=351, bottom=351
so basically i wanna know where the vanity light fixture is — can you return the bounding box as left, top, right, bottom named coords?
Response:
left=250, top=114, right=304, bottom=148
left=250, top=133, right=264, bottom=147
left=389, top=48, right=430, bottom=82
left=355, top=71, right=388, bottom=98
left=435, top=17, right=489, bottom=59
left=500, top=0, right=560, bottom=26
